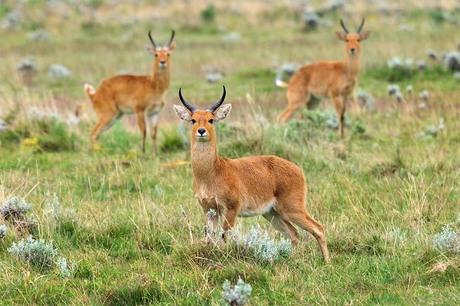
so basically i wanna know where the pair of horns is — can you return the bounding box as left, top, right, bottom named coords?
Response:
left=340, top=18, right=365, bottom=34
left=179, top=86, right=226, bottom=114
left=148, top=30, right=175, bottom=49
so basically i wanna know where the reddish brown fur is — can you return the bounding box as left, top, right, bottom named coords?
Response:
left=84, top=32, right=175, bottom=154
left=278, top=23, right=370, bottom=138
left=174, top=96, right=330, bottom=263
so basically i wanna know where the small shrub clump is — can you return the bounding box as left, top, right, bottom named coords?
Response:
left=231, top=225, right=292, bottom=263
left=0, top=196, right=32, bottom=220
left=57, top=257, right=74, bottom=278
left=8, top=236, right=58, bottom=269
left=0, top=196, right=36, bottom=233
left=0, top=224, right=6, bottom=239
left=221, top=278, right=252, bottom=306
left=433, top=226, right=460, bottom=254
left=7, top=235, right=74, bottom=276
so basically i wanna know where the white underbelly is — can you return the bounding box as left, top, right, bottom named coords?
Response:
left=239, top=199, right=276, bottom=217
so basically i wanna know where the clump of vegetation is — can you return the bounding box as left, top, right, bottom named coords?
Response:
left=415, top=118, right=445, bottom=139
left=0, top=196, right=36, bottom=234
left=28, top=29, right=50, bottom=41
left=433, top=226, right=460, bottom=254
left=160, top=126, right=187, bottom=153
left=230, top=225, right=292, bottom=263
left=351, top=121, right=366, bottom=136
left=8, top=236, right=57, bottom=269
left=201, top=4, right=216, bottom=23
left=0, top=196, right=31, bottom=220
left=356, top=88, right=375, bottom=110
left=7, top=235, right=74, bottom=276
left=16, top=56, right=37, bottom=86
left=221, top=278, right=252, bottom=306
left=47, top=64, right=72, bottom=79
left=0, top=224, right=6, bottom=239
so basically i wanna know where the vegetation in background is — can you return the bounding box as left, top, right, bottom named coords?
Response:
left=1, top=0, right=459, bottom=304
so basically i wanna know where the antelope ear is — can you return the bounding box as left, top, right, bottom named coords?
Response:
left=214, top=104, right=232, bottom=123
left=173, top=105, right=192, bottom=122
left=168, top=41, right=176, bottom=51
left=359, top=31, right=371, bottom=41
left=146, top=45, right=155, bottom=54
left=335, top=31, right=347, bottom=41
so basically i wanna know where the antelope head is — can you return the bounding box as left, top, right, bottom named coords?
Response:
left=335, top=18, right=371, bottom=57
left=174, top=86, right=231, bottom=143
left=147, top=30, right=176, bottom=69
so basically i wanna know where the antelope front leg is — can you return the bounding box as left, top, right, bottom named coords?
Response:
left=221, top=208, right=239, bottom=242
left=148, top=112, right=160, bottom=156
left=137, top=111, right=147, bottom=153
left=332, top=94, right=346, bottom=138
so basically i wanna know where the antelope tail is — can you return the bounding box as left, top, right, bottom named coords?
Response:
left=84, top=83, right=96, bottom=99
left=275, top=79, right=289, bottom=88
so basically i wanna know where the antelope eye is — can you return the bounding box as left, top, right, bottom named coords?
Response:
left=191, top=119, right=196, bottom=124
left=357, top=39, right=360, bottom=42
left=155, top=54, right=158, bottom=57
left=167, top=54, right=170, bottom=57
left=208, top=119, right=214, bottom=124
left=346, top=39, right=349, bottom=42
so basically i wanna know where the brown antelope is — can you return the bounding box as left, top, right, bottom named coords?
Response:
left=277, top=19, right=371, bottom=138
left=174, top=86, right=330, bottom=263
left=84, top=30, right=175, bottom=154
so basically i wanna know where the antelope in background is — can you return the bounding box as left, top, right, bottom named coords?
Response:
left=277, top=19, right=371, bottom=138
left=174, top=86, right=330, bottom=263
left=84, top=30, right=175, bottom=154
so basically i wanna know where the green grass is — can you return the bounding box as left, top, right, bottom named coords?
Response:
left=1, top=1, right=460, bottom=305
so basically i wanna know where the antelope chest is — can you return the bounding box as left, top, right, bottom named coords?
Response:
left=195, top=189, right=218, bottom=210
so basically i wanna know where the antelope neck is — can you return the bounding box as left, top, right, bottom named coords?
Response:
left=344, top=54, right=361, bottom=78
left=191, top=140, right=219, bottom=182
left=152, top=66, right=170, bottom=91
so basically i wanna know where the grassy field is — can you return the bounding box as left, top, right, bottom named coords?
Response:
left=1, top=0, right=460, bottom=304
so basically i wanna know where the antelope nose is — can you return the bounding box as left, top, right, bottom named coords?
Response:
left=350, top=48, right=356, bottom=53
left=197, top=128, right=206, bottom=136
left=160, top=60, right=166, bottom=65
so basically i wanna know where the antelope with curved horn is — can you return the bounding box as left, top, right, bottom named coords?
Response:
left=84, top=30, right=176, bottom=154
left=174, top=86, right=330, bottom=263
left=277, top=19, right=371, bottom=138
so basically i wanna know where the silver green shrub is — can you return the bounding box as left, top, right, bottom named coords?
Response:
left=0, top=224, right=6, bottom=239
left=433, top=226, right=460, bottom=254
left=8, top=236, right=58, bottom=269
left=231, top=225, right=292, bottom=263
left=57, top=257, right=74, bottom=278
left=0, top=197, right=32, bottom=220
left=221, top=278, right=252, bottom=306
left=8, top=235, right=74, bottom=277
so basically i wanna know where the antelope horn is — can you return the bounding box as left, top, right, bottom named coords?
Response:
left=148, top=31, right=159, bottom=49
left=340, top=19, right=349, bottom=34
left=179, top=88, right=196, bottom=113
left=356, top=18, right=365, bottom=34
left=166, top=30, right=175, bottom=48
left=208, top=86, right=227, bottom=113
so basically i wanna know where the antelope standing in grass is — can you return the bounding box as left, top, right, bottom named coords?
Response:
left=174, top=86, right=330, bottom=263
left=277, top=19, right=371, bottom=138
left=84, top=30, right=175, bottom=154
